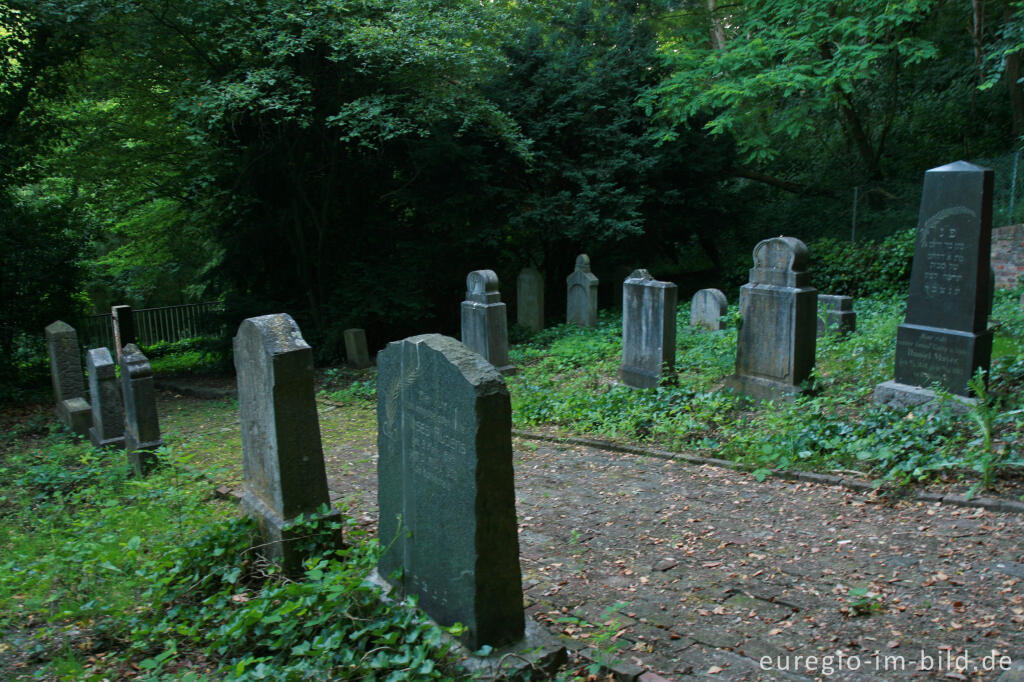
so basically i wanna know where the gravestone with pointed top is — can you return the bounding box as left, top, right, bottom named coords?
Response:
left=690, top=288, right=728, bottom=330
left=461, top=270, right=516, bottom=375
left=816, top=294, right=856, bottom=336
left=517, top=267, right=544, bottom=332
left=619, top=270, right=678, bottom=389
left=87, top=347, right=124, bottom=448
left=111, top=305, right=135, bottom=361
left=121, top=344, right=163, bottom=476
left=725, top=237, right=817, bottom=400
left=344, top=328, right=371, bottom=369
left=875, top=161, right=994, bottom=407
left=566, top=254, right=599, bottom=327
left=44, top=321, right=91, bottom=436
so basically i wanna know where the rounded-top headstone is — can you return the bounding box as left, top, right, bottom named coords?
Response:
left=627, top=268, right=653, bottom=281
left=750, top=236, right=809, bottom=287
left=466, top=269, right=501, bottom=304
left=574, top=254, right=591, bottom=273
left=690, top=288, right=728, bottom=330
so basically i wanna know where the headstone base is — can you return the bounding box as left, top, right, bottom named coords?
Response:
left=241, top=490, right=343, bottom=576
left=57, top=397, right=92, bottom=436
left=89, top=427, right=125, bottom=449
left=723, top=374, right=810, bottom=402
left=618, top=366, right=661, bottom=389
left=126, top=434, right=163, bottom=477
left=873, top=380, right=975, bottom=414
left=894, top=324, right=992, bottom=396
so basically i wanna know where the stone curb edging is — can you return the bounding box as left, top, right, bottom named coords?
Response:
left=512, top=429, right=1024, bottom=516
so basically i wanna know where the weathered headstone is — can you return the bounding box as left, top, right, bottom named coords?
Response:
left=516, top=266, right=544, bottom=332
left=816, top=294, right=856, bottom=336
left=235, top=314, right=339, bottom=574
left=618, top=270, right=678, bottom=389
left=690, top=288, right=728, bottom=330
left=344, top=328, right=371, bottom=369
left=377, top=334, right=524, bottom=650
left=875, top=161, right=994, bottom=406
left=725, top=237, right=817, bottom=400
left=460, top=269, right=516, bottom=375
left=44, top=321, right=91, bottom=436
left=111, top=305, right=135, bottom=361
left=86, top=347, right=124, bottom=448
left=566, top=254, right=599, bottom=327
left=120, top=343, right=163, bottom=476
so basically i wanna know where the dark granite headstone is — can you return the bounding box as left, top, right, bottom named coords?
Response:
left=690, top=288, right=728, bottom=330
left=517, top=266, right=544, bottom=332
left=566, top=254, right=599, bottom=327
left=235, top=314, right=339, bottom=574
left=816, top=294, right=856, bottom=336
left=619, top=270, right=678, bottom=388
left=344, top=328, right=371, bottom=369
left=111, top=305, right=135, bottom=361
left=120, top=344, right=163, bottom=476
left=44, top=320, right=91, bottom=436
left=87, top=347, right=124, bottom=448
left=460, top=270, right=516, bottom=375
left=725, top=237, right=817, bottom=400
left=875, top=162, right=994, bottom=404
left=377, top=334, right=524, bottom=650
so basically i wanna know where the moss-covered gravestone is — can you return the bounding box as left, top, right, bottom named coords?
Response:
left=45, top=320, right=91, bottom=436
left=377, top=334, right=524, bottom=650
left=121, top=344, right=163, bottom=476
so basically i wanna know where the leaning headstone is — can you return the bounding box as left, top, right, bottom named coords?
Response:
left=816, top=294, right=856, bottom=336
left=618, top=270, right=678, bottom=389
left=377, top=334, right=524, bottom=650
left=344, top=328, right=371, bottom=369
left=875, top=161, right=994, bottom=406
left=44, top=320, right=91, bottom=436
left=86, top=347, right=124, bottom=448
left=235, top=314, right=339, bottom=574
left=111, top=305, right=135, bottom=361
left=120, top=344, right=163, bottom=476
left=566, top=254, right=599, bottom=327
left=516, top=266, right=544, bottom=332
left=460, top=270, right=516, bottom=375
left=690, top=288, right=728, bottom=330
left=725, top=237, right=817, bottom=400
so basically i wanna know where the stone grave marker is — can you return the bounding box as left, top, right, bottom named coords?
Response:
left=377, top=333, right=524, bottom=650
left=120, top=343, right=163, bottom=476
left=111, top=305, right=135, bottom=361
left=516, top=266, right=544, bottom=332
left=460, top=269, right=516, bottom=375
left=344, top=328, right=371, bottom=368
left=725, top=237, right=817, bottom=400
left=44, top=320, right=91, bottom=436
left=86, top=347, right=124, bottom=448
left=235, top=314, right=339, bottom=574
left=690, top=288, right=728, bottom=330
left=566, top=254, right=599, bottom=327
left=816, top=294, right=856, bottom=336
left=618, top=270, right=678, bottom=389
left=875, top=161, right=994, bottom=406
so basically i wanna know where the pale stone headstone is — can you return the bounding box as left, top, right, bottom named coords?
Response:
left=816, top=294, right=856, bottom=336
left=618, top=270, right=678, bottom=389
left=235, top=314, right=339, bottom=574
left=86, top=347, right=124, bottom=448
left=344, top=328, right=371, bottom=369
left=876, top=161, right=994, bottom=406
left=460, top=269, right=516, bottom=375
left=690, top=288, right=728, bottom=330
left=44, top=320, right=91, bottom=436
left=566, top=254, right=598, bottom=327
left=111, top=305, right=135, bottom=361
left=725, top=237, right=817, bottom=400
left=120, top=343, right=163, bottom=476
left=377, top=334, right=524, bottom=650
left=516, top=266, right=544, bottom=332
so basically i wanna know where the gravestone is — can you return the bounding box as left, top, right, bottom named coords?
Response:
left=566, top=254, right=599, bottom=327
left=690, top=288, right=728, bottom=330
left=618, top=270, right=678, bottom=389
left=460, top=269, right=516, bottom=375
left=344, top=328, right=371, bottom=369
left=111, top=305, right=135, bottom=361
left=86, top=347, right=124, bottom=448
left=44, top=321, right=91, bottom=436
left=875, top=161, right=994, bottom=406
left=725, top=237, right=817, bottom=400
left=235, top=314, right=339, bottom=574
left=816, top=294, right=856, bottom=336
left=377, top=334, right=523, bottom=650
left=516, top=266, right=544, bottom=332
left=120, top=344, right=163, bottom=476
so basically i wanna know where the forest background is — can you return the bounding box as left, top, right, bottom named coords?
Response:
left=3, top=0, right=1024, bottom=384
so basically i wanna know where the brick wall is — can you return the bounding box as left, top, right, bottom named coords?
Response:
left=992, top=224, right=1024, bottom=289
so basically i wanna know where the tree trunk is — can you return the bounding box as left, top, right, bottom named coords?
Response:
left=707, top=0, right=727, bottom=49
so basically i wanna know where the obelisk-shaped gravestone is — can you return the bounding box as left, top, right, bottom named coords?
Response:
left=235, top=314, right=339, bottom=574
left=377, top=334, right=524, bottom=650
left=460, top=270, right=516, bottom=375
left=618, top=270, right=678, bottom=388
left=517, top=267, right=544, bottom=332
left=44, top=321, right=91, bottom=436
left=566, top=254, right=598, bottom=327
left=120, top=344, right=163, bottom=476
left=875, top=162, right=994, bottom=405
left=87, top=347, right=125, bottom=448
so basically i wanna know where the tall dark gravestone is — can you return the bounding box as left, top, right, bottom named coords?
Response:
left=377, top=334, right=524, bottom=650
left=87, top=347, right=125, bottom=448
left=120, top=344, right=163, bottom=476
left=111, top=305, right=135, bottom=361
left=875, top=162, right=994, bottom=406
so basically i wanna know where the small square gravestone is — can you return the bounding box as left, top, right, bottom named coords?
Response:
left=618, top=269, right=678, bottom=389
left=344, top=328, right=371, bottom=369
left=566, top=254, right=599, bottom=327
left=235, top=314, right=340, bottom=574
left=875, top=162, right=994, bottom=407
left=44, top=320, right=91, bottom=436
left=816, top=294, right=856, bottom=336
left=690, top=288, right=728, bottom=330
left=120, top=343, right=163, bottom=476
left=377, top=334, right=524, bottom=651
left=460, top=269, right=516, bottom=375
left=516, top=266, right=544, bottom=332
left=87, top=347, right=125, bottom=448
left=725, top=237, right=817, bottom=400
left=111, top=305, right=135, bottom=361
